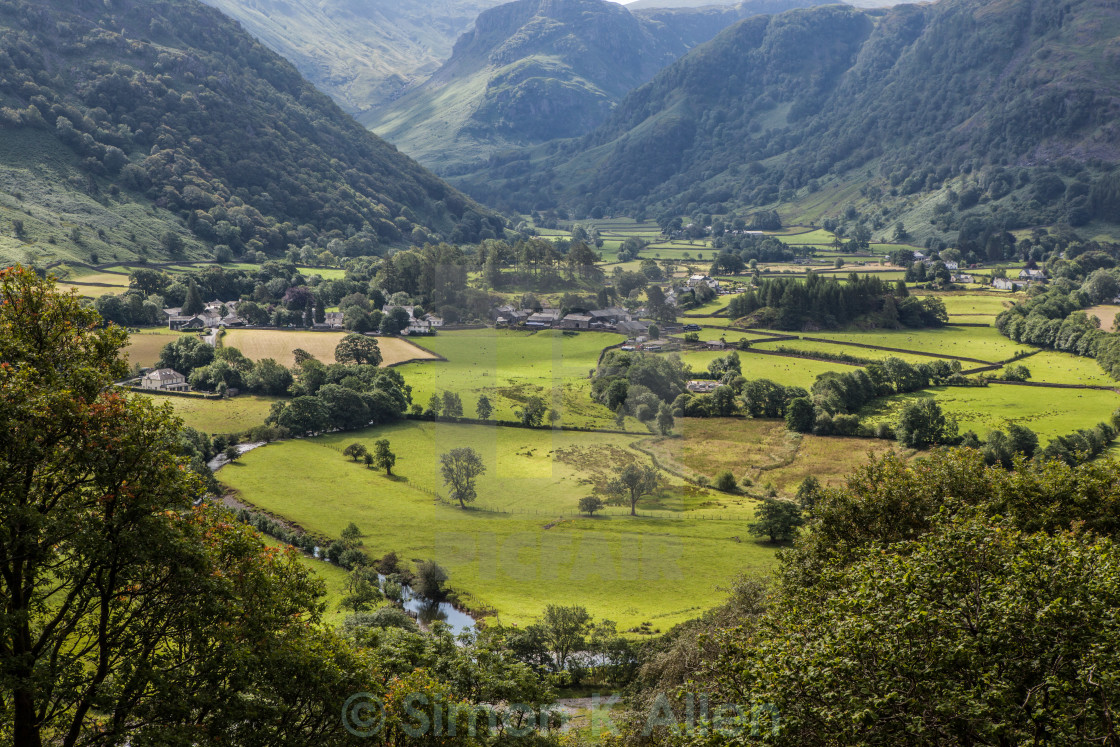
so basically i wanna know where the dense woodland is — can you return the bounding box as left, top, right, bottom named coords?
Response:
left=726, top=273, right=947, bottom=330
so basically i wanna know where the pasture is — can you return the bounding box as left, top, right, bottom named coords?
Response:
left=1001, top=351, right=1117, bottom=386
left=784, top=325, right=1033, bottom=364
left=675, top=349, right=855, bottom=389
left=221, top=329, right=438, bottom=367
left=749, top=338, right=934, bottom=366
left=140, top=392, right=280, bottom=434
left=219, top=420, right=773, bottom=629
left=394, top=329, right=621, bottom=428
left=641, top=418, right=899, bottom=494
left=859, top=385, right=1120, bottom=443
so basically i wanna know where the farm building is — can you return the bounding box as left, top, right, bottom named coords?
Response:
left=686, top=380, right=720, bottom=393
left=559, top=313, right=593, bottom=329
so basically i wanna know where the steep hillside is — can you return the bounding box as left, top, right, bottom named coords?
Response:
left=459, top=0, right=1120, bottom=242
left=0, top=0, right=501, bottom=268
left=197, top=0, right=508, bottom=116
left=368, top=0, right=822, bottom=170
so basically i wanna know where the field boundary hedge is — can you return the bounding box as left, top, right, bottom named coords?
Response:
left=128, top=386, right=221, bottom=400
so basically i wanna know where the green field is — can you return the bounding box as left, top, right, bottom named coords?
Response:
left=394, top=329, right=623, bottom=428
left=750, top=338, right=935, bottom=366
left=675, top=349, right=855, bottom=389
left=219, top=420, right=773, bottom=629
left=782, top=325, right=1033, bottom=364
left=772, top=228, right=837, bottom=245
left=141, top=392, right=281, bottom=434
left=920, top=292, right=1018, bottom=319
left=1004, top=351, right=1118, bottom=386
left=860, top=385, right=1120, bottom=442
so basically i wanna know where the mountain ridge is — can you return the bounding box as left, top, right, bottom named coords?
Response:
left=454, top=0, right=1120, bottom=242
left=197, top=0, right=510, bottom=115
left=368, top=0, right=826, bottom=169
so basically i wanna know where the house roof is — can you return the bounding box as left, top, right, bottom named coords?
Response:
left=144, top=368, right=183, bottom=381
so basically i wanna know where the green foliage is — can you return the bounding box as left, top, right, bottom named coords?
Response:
left=749, top=497, right=803, bottom=542
left=603, top=462, right=661, bottom=516
left=334, top=334, right=382, bottom=366
left=413, top=559, right=449, bottom=601
left=475, top=393, right=492, bottom=420
left=728, top=274, right=943, bottom=331
left=578, top=496, right=603, bottom=516
left=371, top=438, right=396, bottom=475
left=0, top=267, right=377, bottom=743
left=714, top=470, right=737, bottom=492
left=517, top=395, right=547, bottom=427
left=439, top=446, right=486, bottom=508
left=896, top=398, right=958, bottom=449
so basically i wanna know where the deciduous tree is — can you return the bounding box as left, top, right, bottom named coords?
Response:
left=439, top=447, right=486, bottom=508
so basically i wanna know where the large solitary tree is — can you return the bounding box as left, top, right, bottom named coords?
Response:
left=439, top=447, right=486, bottom=508
left=605, top=463, right=661, bottom=516
left=334, top=333, right=382, bottom=365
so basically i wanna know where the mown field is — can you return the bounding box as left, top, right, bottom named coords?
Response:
left=859, top=385, right=1120, bottom=442
left=394, top=329, right=622, bottom=428
left=220, top=420, right=772, bottom=629
left=125, top=329, right=189, bottom=368
left=1086, top=304, right=1120, bottom=330
left=928, top=292, right=1018, bottom=319
left=222, top=329, right=438, bottom=367
left=140, top=392, right=280, bottom=434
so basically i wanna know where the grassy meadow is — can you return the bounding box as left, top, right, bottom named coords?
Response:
left=859, top=385, right=1120, bottom=442
left=220, top=420, right=773, bottom=629
left=675, top=349, right=857, bottom=389
left=142, top=392, right=280, bottom=434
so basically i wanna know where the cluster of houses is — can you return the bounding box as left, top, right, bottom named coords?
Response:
left=166, top=300, right=246, bottom=331
left=491, top=305, right=649, bottom=337
left=993, top=268, right=1047, bottom=291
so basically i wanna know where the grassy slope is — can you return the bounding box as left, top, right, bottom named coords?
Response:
left=0, top=130, right=208, bottom=268
left=220, top=420, right=773, bottom=628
